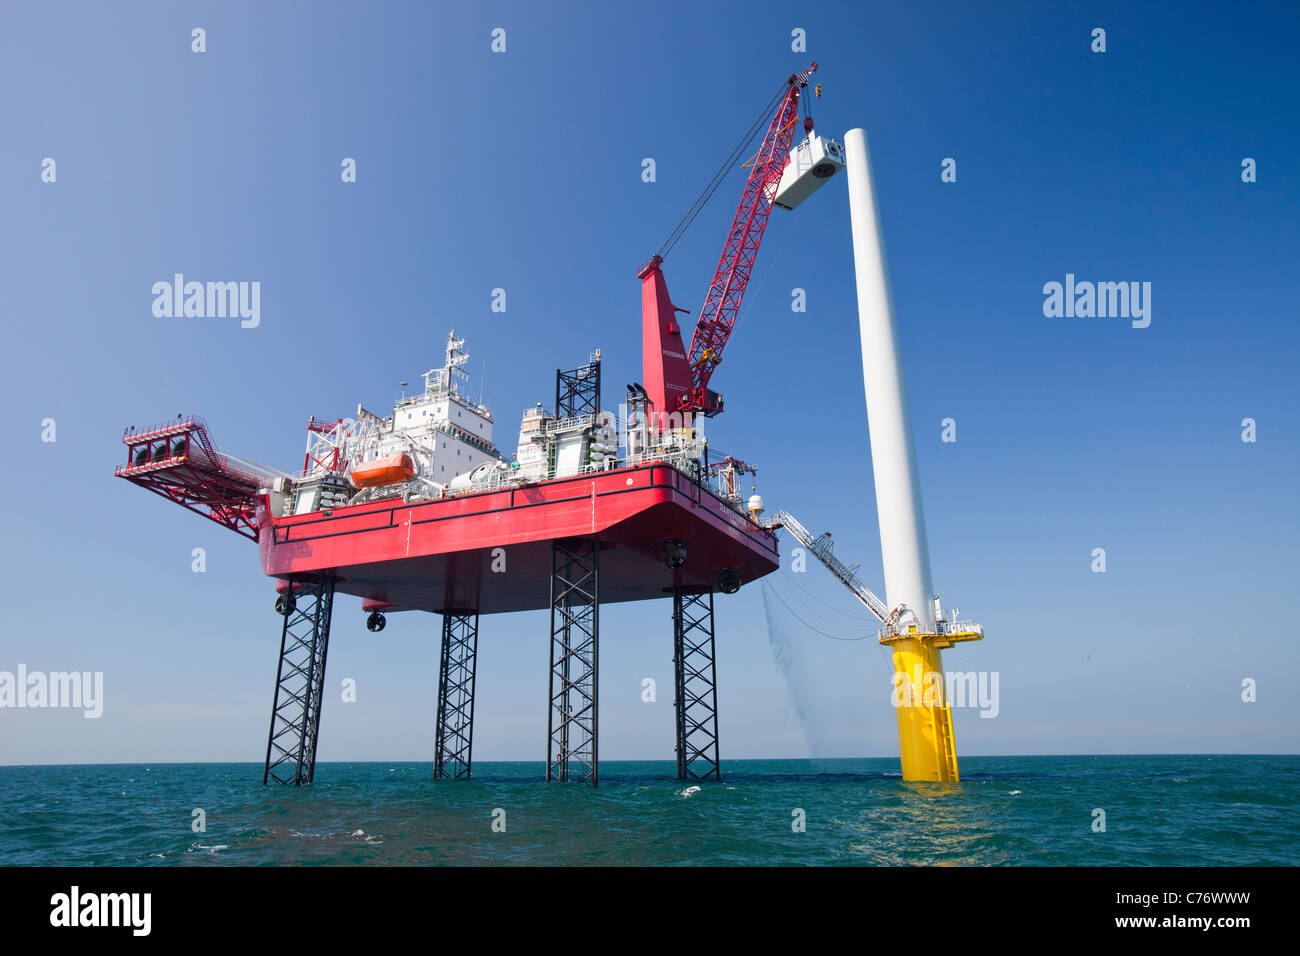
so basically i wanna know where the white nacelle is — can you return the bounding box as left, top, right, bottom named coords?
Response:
left=772, top=133, right=846, bottom=210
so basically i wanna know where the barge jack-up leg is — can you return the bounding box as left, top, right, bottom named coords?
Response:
left=673, top=588, right=721, bottom=781
left=547, top=540, right=599, bottom=784
left=434, top=610, right=479, bottom=779
left=264, top=575, right=335, bottom=785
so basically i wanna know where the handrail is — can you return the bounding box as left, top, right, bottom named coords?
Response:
left=122, top=416, right=226, bottom=473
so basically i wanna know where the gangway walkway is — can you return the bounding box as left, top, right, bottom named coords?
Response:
left=762, top=509, right=984, bottom=648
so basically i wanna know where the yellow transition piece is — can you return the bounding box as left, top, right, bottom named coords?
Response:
left=885, top=625, right=983, bottom=782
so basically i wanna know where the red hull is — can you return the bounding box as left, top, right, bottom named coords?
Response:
left=256, top=464, right=779, bottom=614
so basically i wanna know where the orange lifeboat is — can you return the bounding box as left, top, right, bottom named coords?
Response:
left=350, top=453, right=416, bottom=488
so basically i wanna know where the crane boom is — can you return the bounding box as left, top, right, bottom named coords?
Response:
left=683, top=62, right=818, bottom=416
left=639, top=63, right=822, bottom=427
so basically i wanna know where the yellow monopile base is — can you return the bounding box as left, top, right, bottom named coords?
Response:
left=891, top=637, right=960, bottom=782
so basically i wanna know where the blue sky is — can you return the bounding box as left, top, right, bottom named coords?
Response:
left=1, top=0, right=1296, bottom=766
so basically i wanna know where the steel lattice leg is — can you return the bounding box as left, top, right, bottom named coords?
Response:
left=547, top=540, right=599, bottom=784
left=434, top=610, right=478, bottom=779
left=263, top=576, right=335, bottom=785
left=674, top=588, right=721, bottom=781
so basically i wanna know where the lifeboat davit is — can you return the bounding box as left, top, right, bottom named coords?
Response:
left=350, top=452, right=416, bottom=488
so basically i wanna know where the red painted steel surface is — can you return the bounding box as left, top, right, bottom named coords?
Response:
left=638, top=256, right=695, bottom=426
left=116, top=418, right=261, bottom=541
left=256, top=464, right=779, bottom=614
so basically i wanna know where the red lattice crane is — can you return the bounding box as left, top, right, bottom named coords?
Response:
left=640, top=61, right=832, bottom=423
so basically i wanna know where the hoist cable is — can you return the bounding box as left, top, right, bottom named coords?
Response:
left=656, top=81, right=790, bottom=260
left=761, top=579, right=875, bottom=642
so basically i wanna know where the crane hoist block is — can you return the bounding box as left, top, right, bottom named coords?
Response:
left=772, top=133, right=846, bottom=210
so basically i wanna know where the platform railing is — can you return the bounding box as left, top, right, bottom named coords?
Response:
left=543, top=414, right=596, bottom=435
left=121, top=416, right=226, bottom=471
left=878, top=619, right=985, bottom=643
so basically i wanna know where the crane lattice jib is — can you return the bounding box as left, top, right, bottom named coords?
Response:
left=683, top=62, right=817, bottom=407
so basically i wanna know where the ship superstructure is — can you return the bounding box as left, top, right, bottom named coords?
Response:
left=281, top=331, right=501, bottom=517
left=268, top=332, right=711, bottom=519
